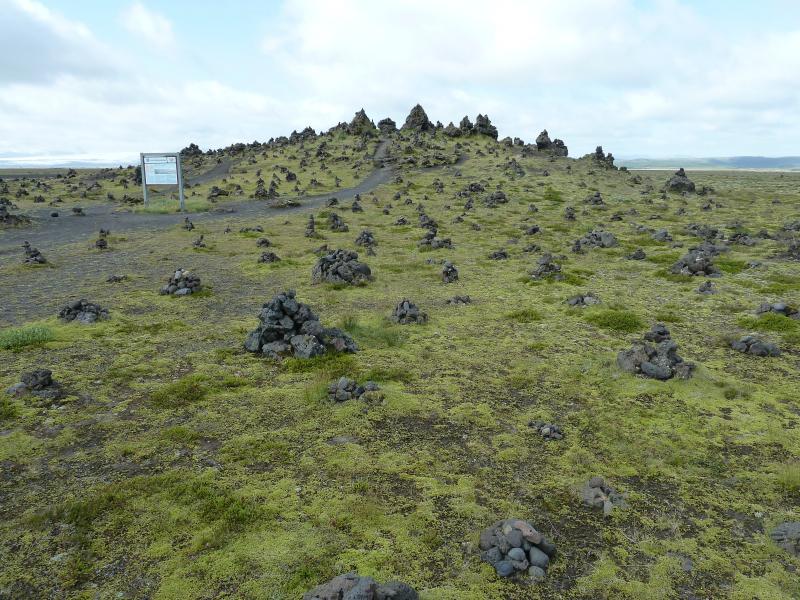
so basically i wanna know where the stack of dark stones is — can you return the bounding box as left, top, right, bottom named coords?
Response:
left=58, top=299, right=109, bottom=324
left=671, top=249, right=719, bottom=276
left=566, top=293, right=600, bottom=308
left=258, top=251, right=280, bottom=263
left=584, top=191, right=605, bottom=205
left=303, top=573, right=417, bottom=600
left=244, top=290, right=357, bottom=359
left=0, top=205, right=30, bottom=227
left=354, top=230, right=376, bottom=248
left=563, top=206, right=576, bottom=220
left=22, top=241, right=46, bottom=264
left=530, top=254, right=563, bottom=280
left=311, top=249, right=372, bottom=285
left=327, top=212, right=349, bottom=232
left=159, top=268, right=202, bottom=296
left=666, top=168, right=696, bottom=193
left=572, top=230, right=618, bottom=252
left=756, top=302, right=799, bottom=319
left=447, top=295, right=471, bottom=305
left=581, top=476, right=627, bottom=516
left=442, top=261, right=459, bottom=283
left=192, top=235, right=206, bottom=248
left=489, top=249, right=509, bottom=260
left=731, top=335, right=780, bottom=357
left=484, top=190, right=508, bottom=208
left=418, top=228, right=452, bottom=249
left=627, top=248, right=647, bottom=260
left=305, top=215, right=317, bottom=238
left=391, top=299, right=428, bottom=324
left=256, top=237, right=271, bottom=247
left=351, top=199, right=363, bottom=212
left=479, top=519, right=556, bottom=583
left=617, top=324, right=695, bottom=380
left=5, top=369, right=64, bottom=404
left=327, top=377, right=381, bottom=402
left=528, top=420, right=564, bottom=440
left=183, top=217, right=194, bottom=230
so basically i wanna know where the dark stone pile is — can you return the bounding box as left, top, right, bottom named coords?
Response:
left=652, top=228, right=672, bottom=242
left=256, top=237, right=271, bottom=247
left=159, top=268, right=202, bottom=296
left=327, top=212, right=348, bottom=232
left=770, top=522, right=800, bottom=557
left=566, top=293, right=600, bottom=308
left=192, top=235, right=206, bottom=248
left=534, top=130, right=568, bottom=156
left=489, top=249, right=509, bottom=260
left=0, top=205, right=30, bottom=227
left=391, top=299, right=428, bottom=324
left=697, top=281, right=717, bottom=294
left=327, top=377, right=381, bottom=402
left=584, top=191, right=604, bottom=205
left=305, top=215, right=317, bottom=237
left=473, top=114, right=498, bottom=139
left=303, top=573, right=417, bottom=600
left=589, top=146, right=615, bottom=168
left=529, top=420, right=563, bottom=440
left=627, top=248, right=647, bottom=260
left=484, top=190, right=508, bottom=208
left=5, top=369, right=64, bottom=404
left=58, top=299, right=109, bottom=324
left=258, top=251, right=280, bottom=263
left=377, top=117, right=397, bottom=134
left=563, top=206, right=576, bottom=220
left=479, top=519, right=556, bottom=582
left=617, top=324, right=695, bottom=380
left=447, top=295, right=471, bottom=305
left=244, top=290, right=357, bottom=359
left=401, top=104, right=434, bottom=132
left=346, top=109, right=377, bottom=136
left=572, top=230, right=618, bottom=252
left=581, top=476, right=627, bottom=516
left=671, top=249, right=719, bottom=276
left=756, top=302, right=799, bottom=319
left=22, top=241, right=46, bottom=264
left=731, top=335, right=780, bottom=357
left=666, top=168, right=696, bottom=193
left=183, top=217, right=194, bottom=230
left=530, top=254, right=563, bottom=280
left=419, top=228, right=452, bottom=249
left=354, top=230, right=376, bottom=247
left=311, top=249, right=372, bottom=285
left=442, top=261, right=458, bottom=283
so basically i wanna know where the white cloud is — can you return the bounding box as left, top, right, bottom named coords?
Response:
left=120, top=2, right=176, bottom=51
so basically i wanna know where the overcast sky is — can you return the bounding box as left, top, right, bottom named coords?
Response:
left=1, top=0, right=799, bottom=164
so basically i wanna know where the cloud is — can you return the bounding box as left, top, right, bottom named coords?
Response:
left=120, top=2, right=176, bottom=51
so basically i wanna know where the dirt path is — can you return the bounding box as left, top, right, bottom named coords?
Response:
left=0, top=141, right=394, bottom=261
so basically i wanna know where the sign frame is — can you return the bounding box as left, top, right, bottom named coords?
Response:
left=140, top=152, right=185, bottom=211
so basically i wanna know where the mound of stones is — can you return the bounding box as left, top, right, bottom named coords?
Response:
left=731, top=335, right=780, bottom=357
left=303, top=573, right=418, bottom=600
left=5, top=369, right=64, bottom=403
left=258, top=251, right=280, bottom=263
left=756, top=302, right=799, bottom=319
left=697, top=281, right=717, bottom=294
left=377, top=117, right=397, bottom=134
left=418, top=228, right=452, bottom=249
left=479, top=519, right=556, bottom=582
left=401, top=103, right=434, bottom=132
left=355, top=229, right=376, bottom=247
left=442, top=261, right=458, bottom=283
left=671, top=249, right=719, bottom=276
left=327, top=212, right=348, bottom=232
left=159, top=268, right=202, bottom=296
left=327, top=377, right=381, bottom=402
left=58, top=299, right=108, bottom=324
left=305, top=215, right=317, bottom=237
left=530, top=254, right=563, bottom=280
left=244, top=290, right=357, bottom=359
left=529, top=420, right=563, bottom=440
left=617, top=324, right=695, bottom=380
left=391, top=299, right=428, bottom=324
left=770, top=522, right=800, bottom=557
left=447, top=295, right=471, bottom=305
left=0, top=205, right=30, bottom=227
left=489, top=249, right=509, bottom=260
left=666, top=168, right=696, bottom=193
left=572, top=230, right=617, bottom=252
left=311, top=249, right=372, bottom=285
left=22, top=241, right=46, bottom=264
left=627, top=248, right=647, bottom=260
left=567, top=293, right=600, bottom=308
left=534, top=130, right=568, bottom=156
left=581, top=476, right=627, bottom=516
left=584, top=191, right=605, bottom=205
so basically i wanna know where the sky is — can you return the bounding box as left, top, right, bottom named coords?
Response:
left=1, top=0, right=799, bottom=165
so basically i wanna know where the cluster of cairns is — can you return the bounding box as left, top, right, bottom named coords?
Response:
left=58, top=300, right=108, bottom=324
left=327, top=377, right=381, bottom=402
left=390, top=299, right=427, bottom=324
left=5, top=369, right=64, bottom=404
left=479, top=519, right=556, bottom=583
left=22, top=241, right=46, bottom=264
left=529, top=420, right=564, bottom=440
left=731, top=335, right=780, bottom=357
left=303, top=573, right=418, bottom=600
left=159, top=268, right=202, bottom=296
left=581, top=476, right=627, bottom=516
left=0, top=204, right=30, bottom=227
left=244, top=290, right=357, bottom=359
left=530, top=254, right=563, bottom=280
left=311, top=249, right=372, bottom=285
left=665, top=168, right=696, bottom=193
left=671, top=248, right=719, bottom=276
left=572, top=230, right=617, bottom=252
left=617, top=324, right=695, bottom=380
left=441, top=260, right=458, bottom=283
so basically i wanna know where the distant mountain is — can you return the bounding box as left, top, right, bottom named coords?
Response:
left=618, top=156, right=800, bottom=170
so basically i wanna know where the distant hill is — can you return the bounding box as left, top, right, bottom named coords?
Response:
left=618, top=156, right=800, bottom=170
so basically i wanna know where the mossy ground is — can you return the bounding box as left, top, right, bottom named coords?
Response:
left=1, top=132, right=799, bottom=599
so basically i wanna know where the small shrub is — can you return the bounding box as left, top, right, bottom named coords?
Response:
left=505, top=308, right=543, bottom=323
left=0, top=396, right=18, bottom=420
left=654, top=311, right=684, bottom=323
left=585, top=309, right=645, bottom=333
left=737, top=313, right=798, bottom=332
left=0, top=325, right=54, bottom=350
left=715, top=258, right=749, bottom=274
left=776, top=462, right=800, bottom=494
left=150, top=375, right=209, bottom=408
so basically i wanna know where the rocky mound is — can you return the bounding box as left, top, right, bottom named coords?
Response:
left=303, top=573, right=418, bottom=600
left=327, top=212, right=348, bottom=232
left=401, top=104, right=434, bottom=132
left=418, top=228, right=452, bottom=249
left=566, top=293, right=600, bottom=308
left=530, top=253, right=563, bottom=280
left=581, top=476, right=627, bottom=516
left=617, top=324, right=695, bottom=380
left=391, top=299, right=428, bottom=324
left=473, top=114, right=498, bottom=139
left=0, top=205, right=30, bottom=227
left=447, top=295, right=471, bottom=305
left=258, top=251, right=280, bottom=263
left=756, top=302, right=799, bottom=319
left=529, top=420, right=563, bottom=440
left=572, top=230, right=618, bottom=252
left=58, top=300, right=109, bottom=324
left=671, top=249, right=719, bottom=276
left=244, top=290, right=357, bottom=359
left=354, top=230, right=376, bottom=247
left=770, top=522, right=800, bottom=557
left=533, top=130, right=568, bottom=156
left=159, top=268, right=201, bottom=296
left=5, top=369, right=64, bottom=404
left=731, top=335, right=780, bottom=357
left=377, top=117, right=397, bottom=134
left=479, top=519, right=556, bottom=582
left=627, top=248, right=647, bottom=260
left=442, top=260, right=458, bottom=283
left=311, top=249, right=372, bottom=285
left=666, top=168, right=696, bottom=193
left=346, top=109, right=377, bottom=136
left=327, top=377, right=381, bottom=402
left=22, top=241, right=46, bottom=264
left=584, top=191, right=605, bottom=205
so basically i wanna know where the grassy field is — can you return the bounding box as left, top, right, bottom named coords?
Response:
left=1, top=129, right=799, bottom=599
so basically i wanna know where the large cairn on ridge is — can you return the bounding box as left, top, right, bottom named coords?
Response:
left=159, top=268, right=202, bottom=296
left=617, top=324, right=695, bottom=380
left=666, top=168, right=696, bottom=193
left=401, top=103, right=434, bottom=132
left=311, top=249, right=372, bottom=285
left=244, top=290, right=357, bottom=359
left=479, top=519, right=556, bottom=583
left=58, top=299, right=109, bottom=324
left=303, top=573, right=418, bottom=600
left=533, top=129, right=568, bottom=156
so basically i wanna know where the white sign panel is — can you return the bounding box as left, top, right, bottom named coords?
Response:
left=143, top=155, right=179, bottom=185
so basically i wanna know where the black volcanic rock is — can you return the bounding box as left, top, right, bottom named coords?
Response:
left=401, top=104, right=434, bottom=132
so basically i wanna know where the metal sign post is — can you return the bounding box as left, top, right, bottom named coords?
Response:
left=140, top=152, right=185, bottom=211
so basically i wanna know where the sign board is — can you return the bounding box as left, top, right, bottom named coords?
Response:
left=140, top=152, right=185, bottom=211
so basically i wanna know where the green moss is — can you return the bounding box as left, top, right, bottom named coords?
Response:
left=585, top=308, right=646, bottom=332
left=150, top=374, right=209, bottom=408
left=504, top=307, right=543, bottom=323
left=737, top=313, right=799, bottom=332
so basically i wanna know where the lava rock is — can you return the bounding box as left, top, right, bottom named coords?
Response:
left=58, top=299, right=109, bottom=324
left=391, top=299, right=428, bottom=324
left=756, top=302, right=799, bottom=319
left=327, top=377, right=381, bottom=402
left=617, top=324, right=695, bottom=380
left=258, top=251, right=280, bottom=263
left=159, top=268, right=202, bottom=296
left=530, top=253, right=563, bottom=280
left=6, top=369, right=64, bottom=404
left=355, top=230, right=376, bottom=247
left=666, top=168, right=696, bottom=193
left=697, top=281, right=717, bottom=294
left=22, top=241, right=46, bottom=264
left=581, top=476, right=627, bottom=516
left=479, top=518, right=556, bottom=584
left=566, top=293, right=600, bottom=308
left=327, top=212, right=349, bottom=232
left=447, top=295, right=471, bottom=305
left=401, top=104, right=434, bottom=132
left=572, top=230, right=617, bottom=252
left=442, top=261, right=459, bottom=283
left=731, top=335, right=780, bottom=357
left=770, top=522, right=800, bottom=557
left=529, top=420, right=564, bottom=440
left=311, top=249, right=372, bottom=286
left=584, top=191, right=605, bottom=205
left=627, top=248, right=647, bottom=260
left=303, top=573, right=418, bottom=600
left=671, top=249, right=719, bottom=276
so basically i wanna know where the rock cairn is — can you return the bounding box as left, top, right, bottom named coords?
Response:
left=303, top=573, right=418, bottom=600
left=756, top=302, right=799, bottom=319
left=671, top=249, right=719, bottom=276
left=159, top=268, right=202, bottom=296
left=572, top=230, right=618, bottom=252
left=5, top=369, right=64, bottom=404
left=0, top=205, right=30, bottom=227
left=391, top=299, right=428, bottom=324
left=22, top=241, right=46, bottom=264
left=479, top=519, right=556, bottom=583
left=529, top=420, right=563, bottom=440
left=566, top=293, right=600, bottom=308
left=666, top=168, right=696, bottom=193
left=731, top=335, right=780, bottom=357
left=627, top=248, right=646, bottom=260
left=354, top=230, right=376, bottom=247
left=447, top=295, right=471, bottom=305
left=327, top=212, right=348, bottom=232
left=311, top=249, right=372, bottom=285
left=581, top=476, right=627, bottom=516
left=244, top=290, right=357, bottom=359
left=584, top=191, right=605, bottom=205
left=489, top=249, right=509, bottom=260
left=530, top=254, right=563, bottom=280
left=327, top=377, right=381, bottom=402
left=419, top=228, right=452, bottom=249
left=58, top=300, right=109, bottom=324
left=442, top=261, right=459, bottom=283
left=617, top=324, right=695, bottom=380
left=697, top=281, right=717, bottom=294
left=258, top=251, right=280, bottom=263
left=305, top=215, right=317, bottom=237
